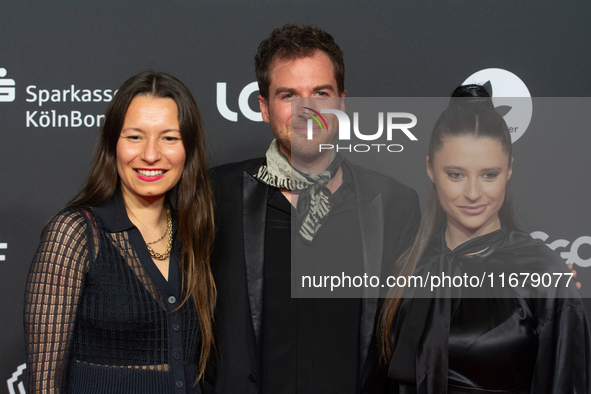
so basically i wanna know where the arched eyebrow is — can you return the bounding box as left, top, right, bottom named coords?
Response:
left=159, top=128, right=181, bottom=133
left=442, top=165, right=503, bottom=172
left=481, top=167, right=503, bottom=172
left=120, top=127, right=181, bottom=134
left=442, top=165, right=465, bottom=171
left=120, top=127, right=145, bottom=133
left=312, top=84, right=336, bottom=93
left=274, top=87, right=296, bottom=95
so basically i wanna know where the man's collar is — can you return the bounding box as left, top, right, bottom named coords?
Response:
left=341, top=159, right=377, bottom=202
left=341, top=160, right=353, bottom=185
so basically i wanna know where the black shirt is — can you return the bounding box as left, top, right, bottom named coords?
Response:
left=260, top=168, right=363, bottom=394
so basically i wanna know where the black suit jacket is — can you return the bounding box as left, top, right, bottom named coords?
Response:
left=204, top=157, right=421, bottom=394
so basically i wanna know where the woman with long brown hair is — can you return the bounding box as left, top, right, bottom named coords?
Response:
left=24, top=71, right=216, bottom=394
left=380, top=85, right=590, bottom=393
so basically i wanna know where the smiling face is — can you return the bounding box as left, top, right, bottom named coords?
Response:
left=427, top=136, right=512, bottom=247
left=116, top=95, right=186, bottom=206
left=258, top=50, right=345, bottom=162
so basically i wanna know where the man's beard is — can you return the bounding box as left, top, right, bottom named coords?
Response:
left=272, top=121, right=336, bottom=161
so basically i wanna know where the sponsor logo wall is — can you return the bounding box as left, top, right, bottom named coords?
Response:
left=0, top=69, right=15, bottom=103
left=7, top=364, right=25, bottom=394
left=532, top=232, right=591, bottom=269
left=462, top=68, right=533, bottom=143
left=1, top=2, right=590, bottom=392
left=216, top=81, right=262, bottom=122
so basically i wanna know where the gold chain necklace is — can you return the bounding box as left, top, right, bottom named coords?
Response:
left=146, top=221, right=168, bottom=245
left=146, top=205, right=173, bottom=260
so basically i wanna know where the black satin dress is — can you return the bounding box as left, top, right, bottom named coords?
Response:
left=388, top=224, right=591, bottom=394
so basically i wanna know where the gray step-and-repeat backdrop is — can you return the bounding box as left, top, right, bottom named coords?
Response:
left=1, top=2, right=590, bottom=392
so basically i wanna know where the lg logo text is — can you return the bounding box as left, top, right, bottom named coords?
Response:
left=216, top=82, right=262, bottom=122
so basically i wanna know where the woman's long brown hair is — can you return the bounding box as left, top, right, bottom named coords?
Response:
left=69, top=71, right=216, bottom=381
left=378, top=88, right=520, bottom=365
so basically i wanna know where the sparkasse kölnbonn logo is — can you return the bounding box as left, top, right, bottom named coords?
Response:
left=462, top=68, right=532, bottom=143
left=0, top=68, right=16, bottom=102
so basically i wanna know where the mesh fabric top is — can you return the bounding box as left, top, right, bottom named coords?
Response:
left=24, top=193, right=201, bottom=394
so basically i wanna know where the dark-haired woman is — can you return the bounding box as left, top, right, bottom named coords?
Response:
left=380, top=85, right=590, bottom=393
left=24, top=72, right=215, bottom=394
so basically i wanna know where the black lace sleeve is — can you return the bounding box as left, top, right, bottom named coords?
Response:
left=24, top=208, right=95, bottom=394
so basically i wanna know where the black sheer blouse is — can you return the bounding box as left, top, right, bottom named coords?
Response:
left=24, top=191, right=201, bottom=394
left=388, top=225, right=590, bottom=394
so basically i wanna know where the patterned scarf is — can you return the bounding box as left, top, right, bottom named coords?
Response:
left=254, top=139, right=344, bottom=242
